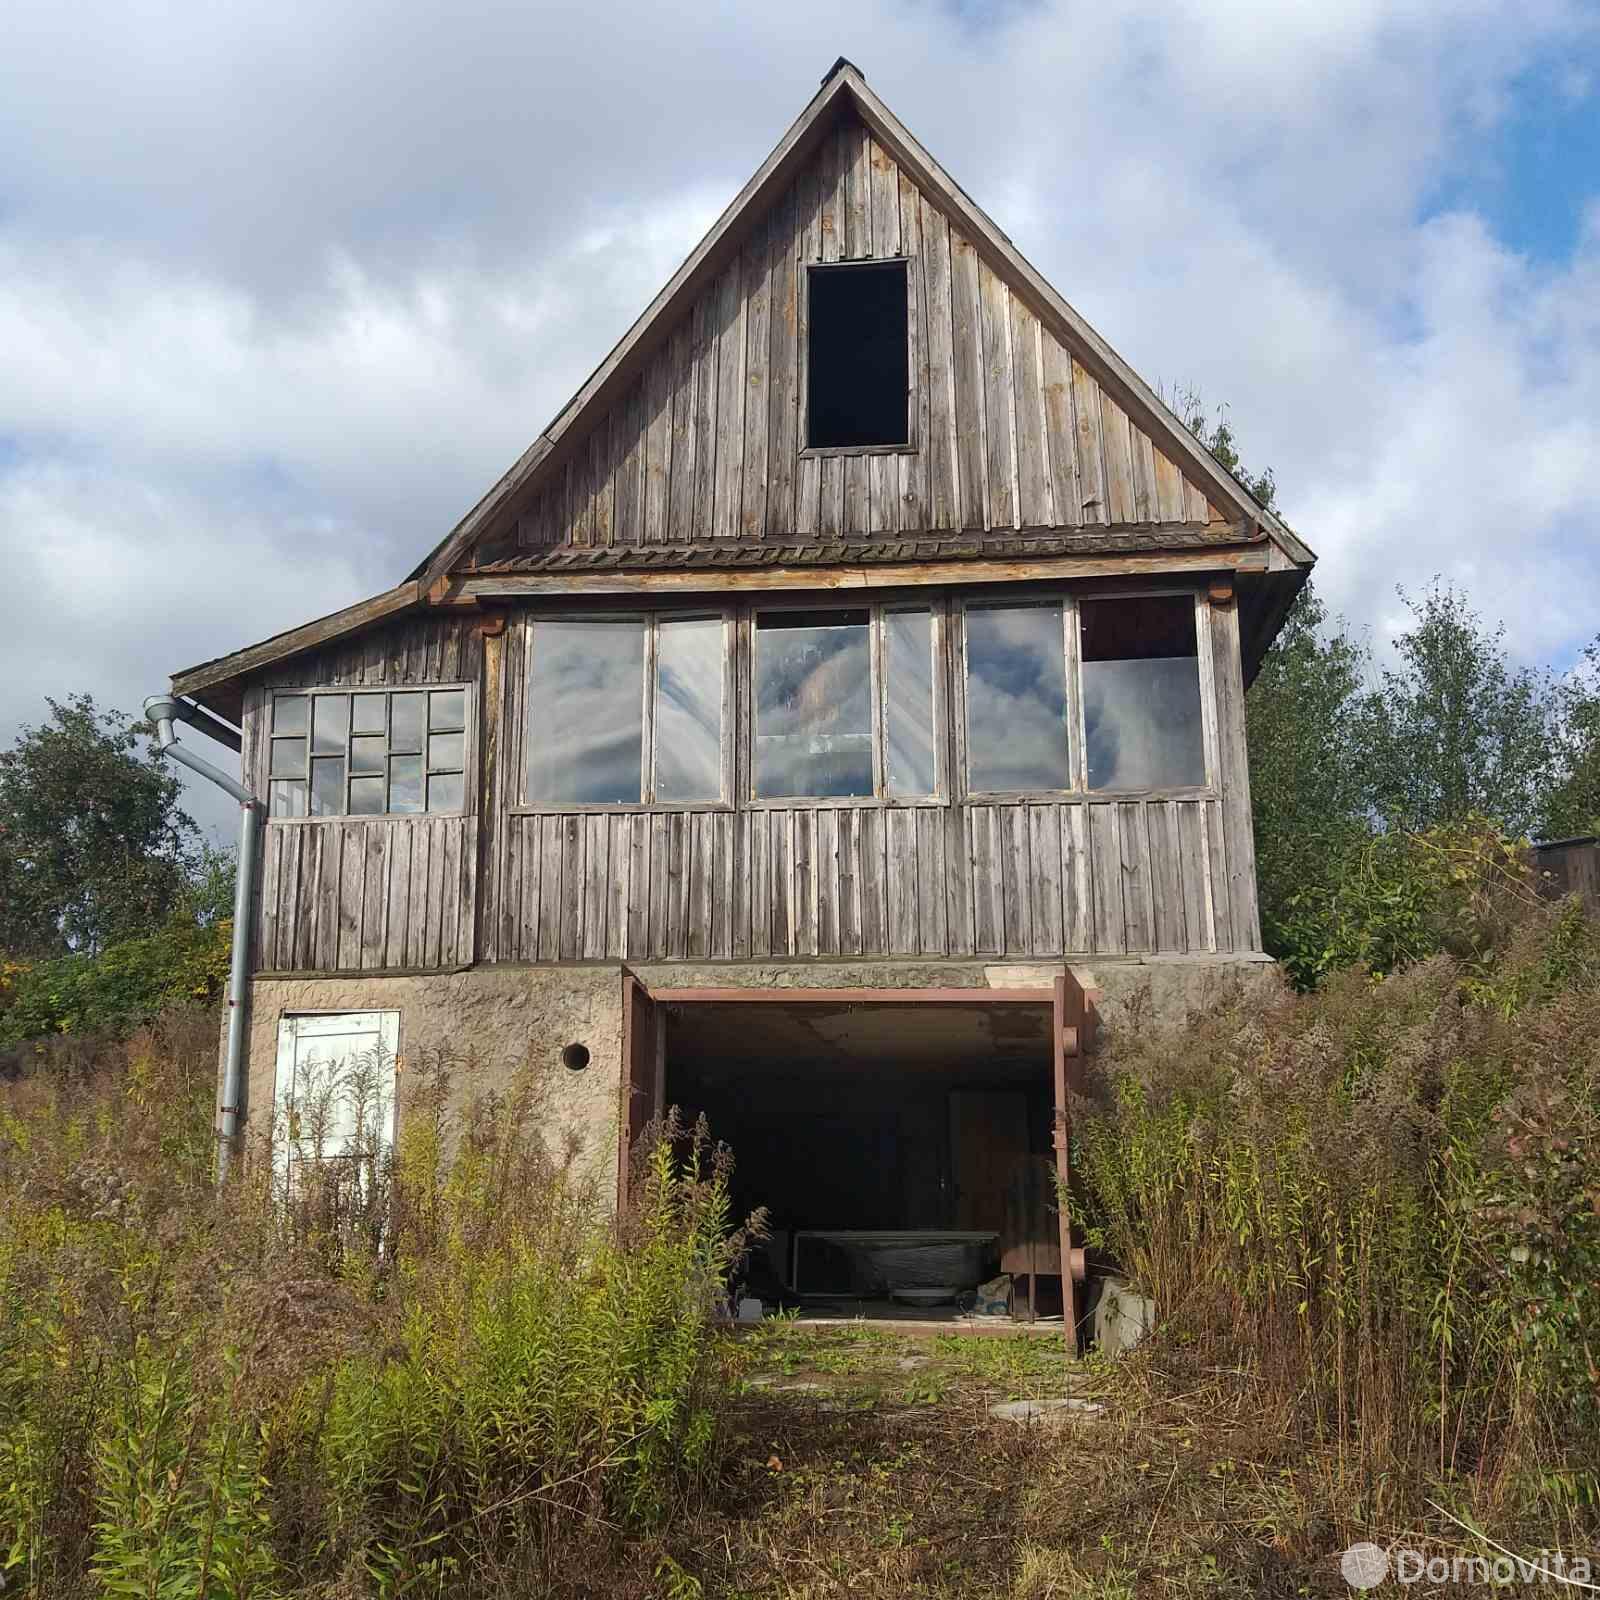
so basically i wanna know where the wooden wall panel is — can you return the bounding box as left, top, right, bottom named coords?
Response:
left=251, top=613, right=481, bottom=974
left=508, top=113, right=1225, bottom=556
left=248, top=598, right=1265, bottom=972
left=479, top=796, right=1236, bottom=964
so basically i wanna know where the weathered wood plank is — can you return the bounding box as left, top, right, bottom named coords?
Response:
left=643, top=342, right=673, bottom=544
left=978, top=261, right=1015, bottom=531
left=1154, top=445, right=1184, bottom=523
left=690, top=287, right=717, bottom=536
left=916, top=806, right=946, bottom=954
left=1029, top=803, right=1063, bottom=955
left=766, top=182, right=799, bottom=539
left=740, top=217, right=772, bottom=541
left=899, top=172, right=930, bottom=534
left=921, top=197, right=959, bottom=531
left=1071, top=358, right=1107, bottom=525
left=711, top=261, right=746, bottom=541
left=1210, top=600, right=1262, bottom=951
left=1088, top=804, right=1123, bottom=954
left=1100, top=392, right=1136, bottom=524
left=666, top=318, right=698, bottom=540
left=1041, top=335, right=1080, bottom=529
left=1012, top=300, right=1052, bottom=528
left=1119, top=801, right=1152, bottom=952
left=950, top=232, right=987, bottom=531
left=1001, top=803, right=1031, bottom=953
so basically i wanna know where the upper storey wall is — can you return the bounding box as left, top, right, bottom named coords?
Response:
left=491, top=112, right=1225, bottom=559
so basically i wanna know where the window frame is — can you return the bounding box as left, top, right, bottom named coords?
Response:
left=743, top=597, right=948, bottom=809
left=262, top=683, right=474, bottom=825
left=516, top=609, right=736, bottom=814
left=797, top=256, right=920, bottom=460
left=955, top=586, right=1219, bottom=802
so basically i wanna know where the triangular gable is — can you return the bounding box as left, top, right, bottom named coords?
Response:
left=416, top=61, right=1311, bottom=578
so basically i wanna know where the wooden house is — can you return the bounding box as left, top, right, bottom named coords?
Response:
left=163, top=61, right=1311, bottom=1325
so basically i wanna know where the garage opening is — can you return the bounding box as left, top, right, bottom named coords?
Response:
left=624, top=983, right=1083, bottom=1330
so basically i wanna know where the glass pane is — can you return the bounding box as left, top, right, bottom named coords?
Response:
left=1081, top=596, right=1204, bottom=789
left=429, top=689, right=465, bottom=731
left=754, top=614, right=872, bottom=798
left=311, top=695, right=348, bottom=756
left=526, top=621, right=645, bottom=804
left=428, top=772, right=464, bottom=813
left=388, top=754, right=423, bottom=814
left=349, top=775, right=385, bottom=815
left=270, top=737, right=307, bottom=779
left=310, top=757, right=344, bottom=816
left=654, top=618, right=724, bottom=802
left=964, top=605, right=1069, bottom=792
left=272, top=695, right=307, bottom=735
left=350, top=735, right=386, bottom=775
left=390, top=693, right=426, bottom=753
left=428, top=732, right=464, bottom=771
left=352, top=693, right=386, bottom=735
left=885, top=610, right=936, bottom=796
left=269, top=779, right=306, bottom=818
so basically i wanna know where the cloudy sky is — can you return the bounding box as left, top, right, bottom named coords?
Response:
left=3, top=0, right=1598, bottom=837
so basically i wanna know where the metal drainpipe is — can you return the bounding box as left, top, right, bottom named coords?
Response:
left=144, top=694, right=260, bottom=1185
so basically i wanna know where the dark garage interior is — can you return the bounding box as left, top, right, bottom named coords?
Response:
left=662, top=998, right=1066, bottom=1319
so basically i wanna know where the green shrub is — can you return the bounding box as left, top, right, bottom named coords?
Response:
left=1271, top=817, right=1537, bottom=990
left=0, top=916, right=231, bottom=1045
left=0, top=1024, right=753, bottom=1599
left=1072, top=896, right=1600, bottom=1516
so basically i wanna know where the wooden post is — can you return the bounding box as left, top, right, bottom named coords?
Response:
left=1052, top=970, right=1084, bottom=1348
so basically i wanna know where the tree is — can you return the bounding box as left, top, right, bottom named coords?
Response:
left=1365, top=583, right=1559, bottom=839
left=0, top=695, right=202, bottom=958
left=1541, top=640, right=1600, bottom=840
left=1244, top=584, right=1377, bottom=953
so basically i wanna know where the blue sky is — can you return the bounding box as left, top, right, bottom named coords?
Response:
left=0, top=0, right=1597, bottom=837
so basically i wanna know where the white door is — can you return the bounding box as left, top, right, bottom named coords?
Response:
left=273, top=1011, right=399, bottom=1196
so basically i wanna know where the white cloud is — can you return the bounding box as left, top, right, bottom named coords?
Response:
left=1, top=0, right=1598, bottom=817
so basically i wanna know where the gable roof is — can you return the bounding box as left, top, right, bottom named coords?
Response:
left=172, top=60, right=1313, bottom=721
left=405, top=58, right=1313, bottom=582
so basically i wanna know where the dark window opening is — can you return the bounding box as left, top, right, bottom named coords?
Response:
left=806, top=260, right=909, bottom=449
left=1080, top=594, right=1205, bottom=790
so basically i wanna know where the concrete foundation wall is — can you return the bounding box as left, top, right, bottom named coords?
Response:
left=239, top=953, right=1277, bottom=1204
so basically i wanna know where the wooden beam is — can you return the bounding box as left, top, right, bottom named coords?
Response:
left=171, top=581, right=421, bottom=697
left=446, top=545, right=1271, bottom=602
left=650, top=986, right=1054, bottom=1006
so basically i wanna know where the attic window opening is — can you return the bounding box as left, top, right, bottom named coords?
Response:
left=806, top=260, right=910, bottom=450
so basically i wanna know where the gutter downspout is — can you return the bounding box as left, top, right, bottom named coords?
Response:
left=144, top=694, right=260, bottom=1185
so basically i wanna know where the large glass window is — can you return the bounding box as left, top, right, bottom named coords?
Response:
left=1080, top=595, right=1205, bottom=790
left=526, top=615, right=727, bottom=805
left=268, top=688, right=466, bottom=818
left=755, top=612, right=873, bottom=797
left=964, top=604, right=1071, bottom=792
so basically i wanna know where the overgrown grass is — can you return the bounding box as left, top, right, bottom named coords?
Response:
left=0, top=1018, right=752, bottom=1598
left=1072, top=884, right=1600, bottom=1565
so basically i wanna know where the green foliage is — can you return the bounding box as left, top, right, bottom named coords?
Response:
left=1365, top=584, right=1560, bottom=839
left=1271, top=819, right=1536, bottom=991
left=0, top=915, right=232, bottom=1046
left=1541, top=638, right=1600, bottom=839
left=1072, top=897, right=1600, bottom=1507
left=0, top=1027, right=751, bottom=1598
left=0, top=694, right=202, bottom=958
left=1244, top=585, right=1376, bottom=957
left=1171, top=386, right=1277, bottom=511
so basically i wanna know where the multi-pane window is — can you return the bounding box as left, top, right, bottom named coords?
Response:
left=1080, top=595, right=1205, bottom=790
left=268, top=688, right=467, bottom=818
left=963, top=594, right=1209, bottom=794
left=525, top=615, right=727, bottom=805
left=753, top=606, right=939, bottom=800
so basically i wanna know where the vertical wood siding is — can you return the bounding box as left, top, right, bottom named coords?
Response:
left=508, top=114, right=1225, bottom=554
left=249, top=614, right=481, bottom=973
left=245, top=576, right=1261, bottom=972
left=470, top=598, right=1260, bottom=965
